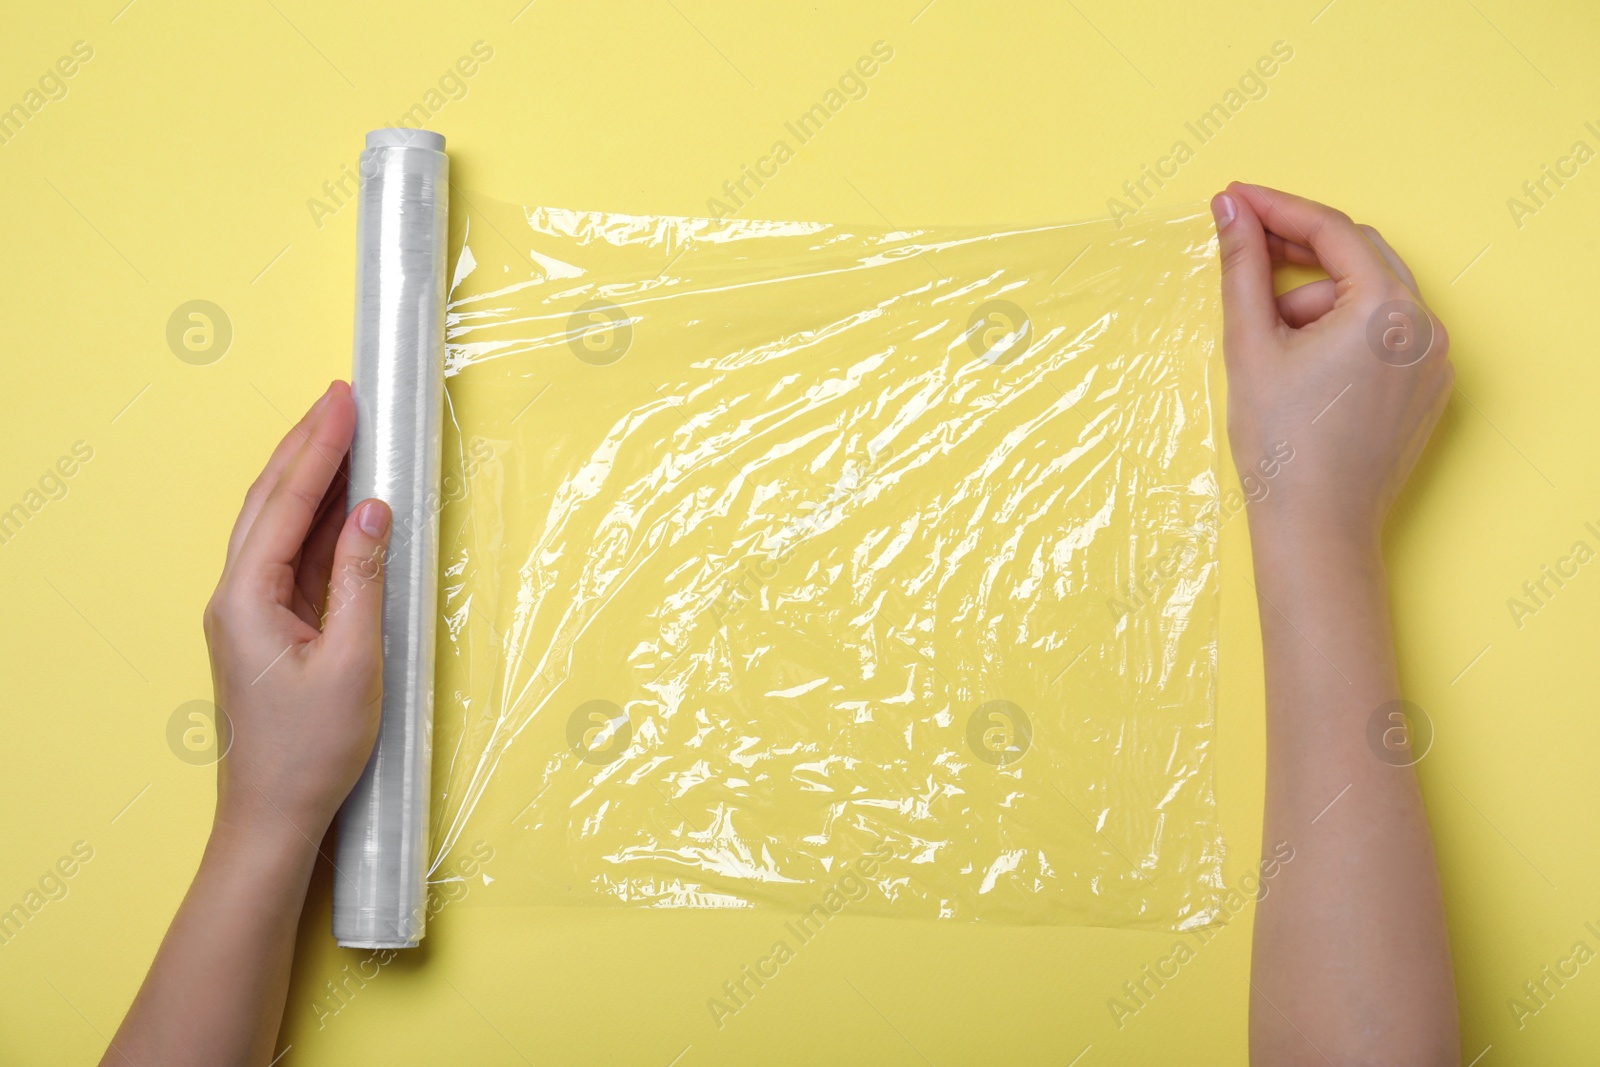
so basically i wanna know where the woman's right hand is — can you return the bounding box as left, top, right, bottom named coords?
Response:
left=1211, top=181, right=1453, bottom=554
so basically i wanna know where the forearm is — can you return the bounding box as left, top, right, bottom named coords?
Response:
left=104, top=383, right=389, bottom=1066
left=104, top=813, right=321, bottom=1067
left=1247, top=523, right=1457, bottom=1064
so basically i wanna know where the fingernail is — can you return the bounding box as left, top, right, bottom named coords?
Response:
left=311, top=385, right=333, bottom=415
left=1211, top=193, right=1236, bottom=228
left=358, top=500, right=390, bottom=537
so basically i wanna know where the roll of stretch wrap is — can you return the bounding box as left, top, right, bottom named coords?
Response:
left=333, top=129, right=448, bottom=949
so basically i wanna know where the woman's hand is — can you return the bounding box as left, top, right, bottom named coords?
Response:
left=1216, top=184, right=1461, bottom=1065
left=204, top=380, right=392, bottom=842
left=1212, top=181, right=1453, bottom=553
left=105, top=381, right=394, bottom=1067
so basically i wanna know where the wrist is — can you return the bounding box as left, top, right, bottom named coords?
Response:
left=1246, top=507, right=1386, bottom=588
left=189, top=806, right=323, bottom=940
left=211, top=791, right=331, bottom=866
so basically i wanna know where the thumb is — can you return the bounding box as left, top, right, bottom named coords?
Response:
left=1212, top=186, right=1280, bottom=356
left=323, top=498, right=392, bottom=652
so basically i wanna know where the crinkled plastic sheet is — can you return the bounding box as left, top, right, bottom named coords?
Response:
left=427, top=196, right=1225, bottom=929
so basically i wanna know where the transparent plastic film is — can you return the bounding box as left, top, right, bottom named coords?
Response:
left=427, top=196, right=1225, bottom=929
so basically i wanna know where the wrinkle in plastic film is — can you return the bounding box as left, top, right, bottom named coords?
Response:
left=427, top=197, right=1225, bottom=929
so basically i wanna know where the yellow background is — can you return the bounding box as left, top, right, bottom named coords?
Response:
left=1, top=0, right=1596, bottom=1063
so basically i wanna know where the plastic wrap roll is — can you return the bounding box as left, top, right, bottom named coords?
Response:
left=334, top=128, right=448, bottom=949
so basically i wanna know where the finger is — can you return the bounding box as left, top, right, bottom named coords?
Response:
left=1212, top=189, right=1281, bottom=349
left=322, top=499, right=392, bottom=653
left=236, top=383, right=357, bottom=579
left=1231, top=183, right=1392, bottom=287
left=1276, top=279, right=1338, bottom=328
left=1358, top=225, right=1422, bottom=299
left=296, top=467, right=350, bottom=620
left=1266, top=233, right=1318, bottom=267
left=225, top=383, right=337, bottom=573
